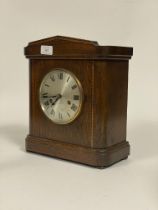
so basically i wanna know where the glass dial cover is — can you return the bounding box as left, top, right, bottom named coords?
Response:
left=39, top=69, right=83, bottom=124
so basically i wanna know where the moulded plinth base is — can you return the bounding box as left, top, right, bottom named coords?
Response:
left=25, top=135, right=130, bottom=168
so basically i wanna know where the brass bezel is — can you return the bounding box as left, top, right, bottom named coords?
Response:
left=39, top=68, right=83, bottom=125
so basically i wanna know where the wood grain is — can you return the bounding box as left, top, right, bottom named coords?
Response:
left=25, top=36, right=133, bottom=168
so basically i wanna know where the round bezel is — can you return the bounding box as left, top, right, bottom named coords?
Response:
left=39, top=68, right=83, bottom=124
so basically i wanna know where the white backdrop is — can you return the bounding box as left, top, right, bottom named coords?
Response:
left=0, top=0, right=158, bottom=210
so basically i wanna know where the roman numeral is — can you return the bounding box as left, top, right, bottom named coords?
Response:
left=50, top=75, right=55, bottom=81
left=71, top=84, right=77, bottom=89
left=71, top=104, right=78, bottom=112
left=45, top=84, right=50, bottom=87
left=44, top=100, right=49, bottom=106
left=50, top=109, right=55, bottom=115
left=42, top=93, right=48, bottom=98
left=59, top=112, right=62, bottom=119
left=67, top=112, right=70, bottom=117
left=67, top=76, right=70, bottom=82
left=58, top=72, right=63, bottom=80
left=73, top=95, right=79, bottom=100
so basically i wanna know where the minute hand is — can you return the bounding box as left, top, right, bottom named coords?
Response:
left=42, top=95, right=59, bottom=99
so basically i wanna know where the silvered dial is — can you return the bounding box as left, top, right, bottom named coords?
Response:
left=39, top=69, right=83, bottom=124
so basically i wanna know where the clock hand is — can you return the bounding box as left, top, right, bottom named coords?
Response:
left=51, top=94, right=62, bottom=105
left=42, top=95, right=59, bottom=99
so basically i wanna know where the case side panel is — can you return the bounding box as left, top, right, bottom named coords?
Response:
left=92, top=61, right=109, bottom=148
left=92, top=61, right=129, bottom=148
left=105, top=61, right=129, bottom=147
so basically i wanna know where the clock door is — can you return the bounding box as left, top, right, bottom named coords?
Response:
left=29, top=59, right=94, bottom=147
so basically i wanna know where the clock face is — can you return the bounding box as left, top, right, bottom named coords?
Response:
left=39, top=69, right=83, bottom=124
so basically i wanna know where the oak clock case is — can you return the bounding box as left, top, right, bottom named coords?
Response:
left=24, top=36, right=133, bottom=168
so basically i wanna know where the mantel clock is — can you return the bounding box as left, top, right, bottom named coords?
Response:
left=24, top=36, right=133, bottom=168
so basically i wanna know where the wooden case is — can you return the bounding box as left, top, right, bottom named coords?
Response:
left=24, top=36, right=133, bottom=168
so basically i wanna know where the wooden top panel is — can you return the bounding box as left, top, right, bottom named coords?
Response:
left=24, top=35, right=133, bottom=60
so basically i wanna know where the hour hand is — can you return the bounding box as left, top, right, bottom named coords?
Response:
left=51, top=94, right=62, bottom=105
